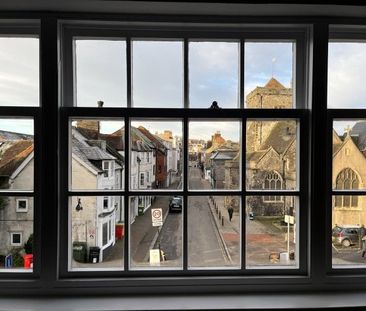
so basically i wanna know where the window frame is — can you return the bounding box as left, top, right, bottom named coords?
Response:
left=0, top=20, right=41, bottom=279
left=328, top=26, right=366, bottom=274
left=10, top=232, right=22, bottom=247
left=59, top=22, right=310, bottom=279
left=16, top=198, right=29, bottom=213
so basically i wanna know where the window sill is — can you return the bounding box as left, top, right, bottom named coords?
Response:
left=1, top=292, right=366, bottom=310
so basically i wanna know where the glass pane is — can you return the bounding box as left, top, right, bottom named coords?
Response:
left=0, top=196, right=33, bottom=272
left=130, top=120, right=183, bottom=190
left=328, top=42, right=366, bottom=109
left=0, top=37, right=39, bottom=106
left=75, top=40, right=127, bottom=107
left=189, top=120, right=241, bottom=190
left=129, top=196, right=183, bottom=270
left=188, top=196, right=241, bottom=269
left=245, top=42, right=294, bottom=108
left=132, top=41, right=183, bottom=108
left=246, top=196, right=298, bottom=268
left=189, top=41, right=239, bottom=108
left=69, top=196, right=124, bottom=270
left=332, top=195, right=366, bottom=268
left=0, top=119, right=34, bottom=191
left=246, top=119, right=298, bottom=191
left=70, top=118, right=125, bottom=191
left=332, top=120, right=366, bottom=190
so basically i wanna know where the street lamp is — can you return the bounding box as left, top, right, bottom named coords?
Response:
left=75, top=198, right=83, bottom=212
left=137, top=156, right=141, bottom=190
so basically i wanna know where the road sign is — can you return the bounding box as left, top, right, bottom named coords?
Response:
left=151, top=208, right=163, bottom=227
left=284, top=215, right=295, bottom=224
left=149, top=249, right=160, bottom=265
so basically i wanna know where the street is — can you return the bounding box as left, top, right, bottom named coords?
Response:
left=332, top=244, right=366, bottom=266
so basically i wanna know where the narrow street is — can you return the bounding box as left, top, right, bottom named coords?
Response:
left=188, top=166, right=229, bottom=267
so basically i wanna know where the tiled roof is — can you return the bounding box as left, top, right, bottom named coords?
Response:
left=137, top=126, right=166, bottom=152
left=0, top=140, right=33, bottom=176
left=0, top=130, right=33, bottom=141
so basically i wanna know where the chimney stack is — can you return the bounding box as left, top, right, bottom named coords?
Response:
left=75, top=101, right=103, bottom=135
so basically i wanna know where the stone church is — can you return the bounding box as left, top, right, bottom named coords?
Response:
left=232, top=77, right=366, bottom=226
left=244, top=78, right=297, bottom=217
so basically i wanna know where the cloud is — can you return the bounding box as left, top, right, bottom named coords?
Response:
left=244, top=42, right=293, bottom=99
left=189, top=120, right=241, bottom=142
left=189, top=42, right=239, bottom=108
left=0, top=119, right=33, bottom=135
left=0, top=38, right=39, bottom=106
left=76, top=40, right=127, bottom=107
left=328, top=42, right=366, bottom=109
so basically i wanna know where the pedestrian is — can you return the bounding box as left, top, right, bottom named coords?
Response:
left=361, top=225, right=366, bottom=258
left=228, top=206, right=234, bottom=222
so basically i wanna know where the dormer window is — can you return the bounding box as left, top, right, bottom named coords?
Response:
left=103, top=160, right=114, bottom=178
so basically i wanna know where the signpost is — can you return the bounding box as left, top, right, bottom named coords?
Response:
left=151, top=208, right=163, bottom=227
left=284, top=215, right=295, bottom=260
left=151, top=208, right=163, bottom=264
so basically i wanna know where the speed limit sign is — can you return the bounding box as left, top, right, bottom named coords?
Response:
left=151, top=208, right=163, bottom=227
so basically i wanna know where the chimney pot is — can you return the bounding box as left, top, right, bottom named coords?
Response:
left=97, top=101, right=104, bottom=108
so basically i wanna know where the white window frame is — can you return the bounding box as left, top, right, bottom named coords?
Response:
left=10, top=232, right=22, bottom=246
left=16, top=199, right=28, bottom=213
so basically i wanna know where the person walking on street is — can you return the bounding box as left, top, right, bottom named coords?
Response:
left=228, top=206, right=234, bottom=222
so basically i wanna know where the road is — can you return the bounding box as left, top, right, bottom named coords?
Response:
left=187, top=166, right=230, bottom=267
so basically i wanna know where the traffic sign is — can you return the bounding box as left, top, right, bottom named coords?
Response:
left=151, top=208, right=163, bottom=227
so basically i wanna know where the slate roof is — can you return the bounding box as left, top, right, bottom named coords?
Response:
left=0, top=140, right=33, bottom=176
left=246, top=150, right=268, bottom=162
left=259, top=121, right=296, bottom=154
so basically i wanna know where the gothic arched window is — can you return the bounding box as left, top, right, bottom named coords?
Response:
left=263, top=171, right=283, bottom=202
left=335, top=168, right=359, bottom=207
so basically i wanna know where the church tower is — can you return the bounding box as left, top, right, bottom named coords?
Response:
left=246, top=78, right=292, bottom=152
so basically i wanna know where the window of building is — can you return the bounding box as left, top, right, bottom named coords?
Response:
left=16, top=199, right=28, bottom=213
left=10, top=232, right=22, bottom=246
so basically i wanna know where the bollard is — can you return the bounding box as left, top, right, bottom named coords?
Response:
left=219, top=211, right=221, bottom=219
left=222, top=216, right=224, bottom=226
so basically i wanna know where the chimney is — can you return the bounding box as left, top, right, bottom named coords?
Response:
left=76, top=101, right=103, bottom=135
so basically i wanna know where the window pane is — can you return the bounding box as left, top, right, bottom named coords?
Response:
left=246, top=119, right=298, bottom=191
left=328, top=42, right=366, bottom=109
left=0, top=196, right=33, bottom=272
left=130, top=120, right=183, bottom=190
left=246, top=196, right=298, bottom=268
left=132, top=41, right=183, bottom=108
left=0, top=37, right=39, bottom=106
left=188, top=196, right=241, bottom=269
left=189, top=41, right=239, bottom=108
left=69, top=196, right=124, bottom=271
left=245, top=42, right=294, bottom=109
left=0, top=118, right=34, bottom=191
left=70, top=118, right=125, bottom=191
left=332, top=195, right=366, bottom=268
left=332, top=120, right=366, bottom=190
left=75, top=40, right=127, bottom=107
left=189, top=120, right=241, bottom=190
left=129, top=196, right=183, bottom=270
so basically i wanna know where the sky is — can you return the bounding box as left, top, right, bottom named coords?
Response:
left=10, top=38, right=365, bottom=139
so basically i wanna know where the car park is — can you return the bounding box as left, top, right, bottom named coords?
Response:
left=332, top=225, right=363, bottom=247
left=169, top=196, right=182, bottom=213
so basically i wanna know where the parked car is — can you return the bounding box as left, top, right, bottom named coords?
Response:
left=169, top=196, right=182, bottom=213
left=332, top=225, right=363, bottom=247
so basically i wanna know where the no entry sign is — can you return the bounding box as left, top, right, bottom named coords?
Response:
left=151, top=208, right=163, bottom=227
